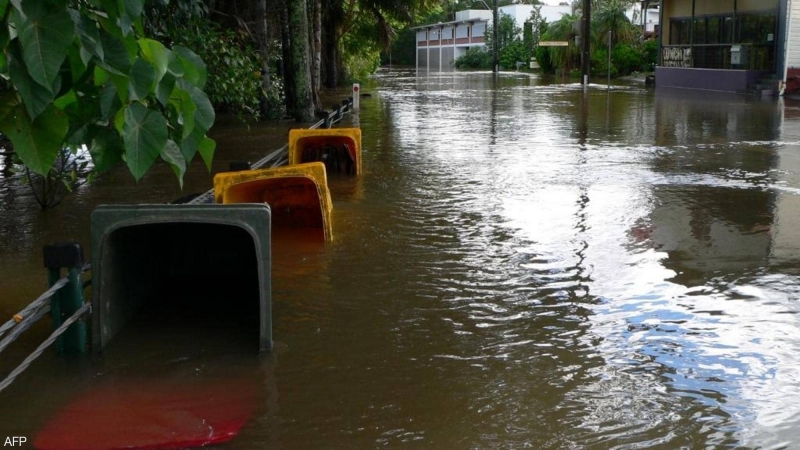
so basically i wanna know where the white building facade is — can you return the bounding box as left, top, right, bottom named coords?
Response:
left=413, top=6, right=572, bottom=72
left=413, top=4, right=658, bottom=72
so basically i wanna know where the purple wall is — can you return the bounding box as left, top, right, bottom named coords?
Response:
left=655, top=67, right=768, bottom=92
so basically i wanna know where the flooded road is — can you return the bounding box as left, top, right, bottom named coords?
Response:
left=3, top=69, right=800, bottom=448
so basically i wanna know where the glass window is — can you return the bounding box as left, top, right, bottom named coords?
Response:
left=680, top=20, right=691, bottom=45
left=739, top=15, right=760, bottom=43
left=707, top=17, right=720, bottom=44
left=761, top=15, right=776, bottom=42
left=694, top=18, right=706, bottom=44
left=722, top=17, right=733, bottom=43
left=670, top=20, right=680, bottom=44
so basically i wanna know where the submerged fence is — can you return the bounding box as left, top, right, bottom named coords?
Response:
left=188, top=98, right=355, bottom=205
left=0, top=243, right=91, bottom=394
left=0, top=96, right=358, bottom=394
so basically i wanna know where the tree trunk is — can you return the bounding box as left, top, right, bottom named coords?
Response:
left=322, top=3, right=338, bottom=88
left=287, top=0, right=314, bottom=121
left=254, top=0, right=272, bottom=117
left=279, top=0, right=296, bottom=115
left=311, top=0, right=323, bottom=111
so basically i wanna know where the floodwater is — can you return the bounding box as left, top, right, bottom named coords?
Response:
left=2, top=69, right=800, bottom=448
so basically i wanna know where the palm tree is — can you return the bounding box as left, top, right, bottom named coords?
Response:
left=592, top=0, right=637, bottom=46
left=543, top=13, right=581, bottom=72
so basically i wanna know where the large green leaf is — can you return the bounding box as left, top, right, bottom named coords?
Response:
left=179, top=124, right=202, bottom=162
left=139, top=38, right=168, bottom=82
left=173, top=46, right=206, bottom=89
left=122, top=102, right=167, bottom=181
left=98, top=29, right=132, bottom=75
left=53, top=90, right=77, bottom=110
left=88, top=126, right=123, bottom=172
left=129, top=57, right=154, bottom=101
left=182, top=81, right=214, bottom=132
left=116, top=0, right=143, bottom=36
left=0, top=17, right=9, bottom=49
left=0, top=0, right=8, bottom=19
left=99, top=82, right=118, bottom=120
left=156, top=72, right=176, bottom=106
left=94, top=66, right=109, bottom=86
left=166, top=50, right=184, bottom=77
left=3, top=104, right=68, bottom=175
left=74, top=11, right=103, bottom=63
left=121, top=0, right=143, bottom=18
left=63, top=96, right=101, bottom=147
left=0, top=24, right=8, bottom=73
left=0, top=90, right=21, bottom=126
left=13, top=2, right=74, bottom=92
left=169, top=85, right=196, bottom=139
left=198, top=137, right=215, bottom=172
left=160, top=139, right=185, bottom=188
left=8, top=45, right=54, bottom=120
left=110, top=73, right=129, bottom=103
left=66, top=44, right=88, bottom=85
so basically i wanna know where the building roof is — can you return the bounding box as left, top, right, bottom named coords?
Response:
left=410, top=18, right=488, bottom=31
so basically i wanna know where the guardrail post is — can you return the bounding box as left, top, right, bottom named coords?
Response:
left=43, top=243, right=87, bottom=354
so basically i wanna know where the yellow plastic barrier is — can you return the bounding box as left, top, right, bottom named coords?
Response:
left=213, top=162, right=333, bottom=242
left=288, top=128, right=362, bottom=175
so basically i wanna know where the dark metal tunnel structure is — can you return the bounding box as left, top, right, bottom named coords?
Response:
left=91, top=205, right=272, bottom=353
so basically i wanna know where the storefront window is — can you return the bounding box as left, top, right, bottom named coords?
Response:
left=694, top=18, right=706, bottom=44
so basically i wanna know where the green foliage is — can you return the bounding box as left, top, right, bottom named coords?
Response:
left=611, top=41, right=642, bottom=75
left=455, top=47, right=492, bottom=69
left=535, top=46, right=554, bottom=73
left=500, top=40, right=527, bottom=70
left=13, top=147, right=94, bottom=210
left=144, top=0, right=280, bottom=120
left=642, top=38, right=657, bottom=71
left=384, top=28, right=416, bottom=66
left=590, top=47, right=617, bottom=78
left=591, top=42, right=646, bottom=78
left=0, top=0, right=215, bottom=192
left=486, top=14, right=520, bottom=66
left=341, top=14, right=384, bottom=81
left=539, top=13, right=580, bottom=73
left=177, top=28, right=265, bottom=119
left=592, top=0, right=638, bottom=47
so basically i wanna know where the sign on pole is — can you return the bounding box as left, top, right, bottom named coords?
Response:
left=539, top=41, right=569, bottom=47
left=353, top=83, right=360, bottom=111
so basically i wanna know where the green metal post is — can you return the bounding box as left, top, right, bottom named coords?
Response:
left=44, top=243, right=87, bottom=354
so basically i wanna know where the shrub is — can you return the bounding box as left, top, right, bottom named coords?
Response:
left=455, top=47, right=492, bottom=69
left=591, top=48, right=619, bottom=78
left=179, top=28, right=266, bottom=119
left=611, top=42, right=643, bottom=76
left=642, top=39, right=658, bottom=72
left=535, top=46, right=554, bottom=73
left=500, top=40, right=528, bottom=70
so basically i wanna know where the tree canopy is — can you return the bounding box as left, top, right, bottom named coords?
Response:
left=0, top=0, right=442, bottom=208
left=0, top=0, right=215, bottom=188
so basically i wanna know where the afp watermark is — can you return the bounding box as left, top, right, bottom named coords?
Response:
left=3, top=437, right=27, bottom=447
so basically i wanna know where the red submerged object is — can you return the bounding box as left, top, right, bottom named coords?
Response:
left=34, top=377, right=259, bottom=450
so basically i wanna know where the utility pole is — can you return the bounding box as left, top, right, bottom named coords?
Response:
left=581, top=0, right=591, bottom=85
left=493, top=0, right=499, bottom=73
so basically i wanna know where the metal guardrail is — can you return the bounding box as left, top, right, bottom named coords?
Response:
left=0, top=245, right=90, bottom=395
left=0, top=97, right=358, bottom=394
left=188, top=98, right=355, bottom=205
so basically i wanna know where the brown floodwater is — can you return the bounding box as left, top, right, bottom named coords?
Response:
left=2, top=69, right=800, bottom=449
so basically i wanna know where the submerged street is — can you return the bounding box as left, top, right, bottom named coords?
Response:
left=2, top=69, right=800, bottom=448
